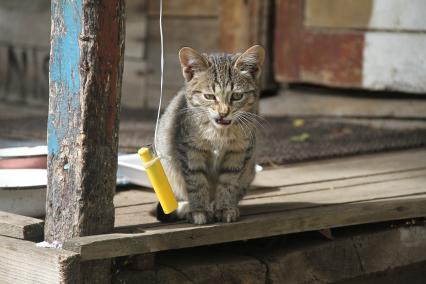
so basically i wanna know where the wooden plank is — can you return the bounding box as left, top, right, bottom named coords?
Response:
left=113, top=168, right=426, bottom=227
left=114, top=189, right=158, bottom=208
left=219, top=0, right=263, bottom=53
left=218, top=0, right=276, bottom=90
left=145, top=16, right=219, bottom=109
left=248, top=169, right=426, bottom=200
left=84, top=152, right=426, bottom=209
left=148, top=0, right=218, bottom=17
left=114, top=189, right=159, bottom=227
left=259, top=89, right=426, bottom=119
left=0, top=211, right=44, bottom=241
left=125, top=0, right=147, bottom=59
left=115, top=204, right=158, bottom=228
left=242, top=175, right=426, bottom=215
left=305, top=0, right=426, bottom=32
left=64, top=195, right=426, bottom=260
left=0, top=236, right=80, bottom=283
left=112, top=150, right=426, bottom=227
left=253, top=149, right=426, bottom=188
left=121, top=59, right=147, bottom=109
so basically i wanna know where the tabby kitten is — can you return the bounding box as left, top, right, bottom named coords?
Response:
left=156, top=45, right=265, bottom=224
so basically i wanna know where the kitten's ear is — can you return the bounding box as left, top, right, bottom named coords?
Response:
left=179, top=47, right=210, bottom=82
left=234, top=45, right=265, bottom=79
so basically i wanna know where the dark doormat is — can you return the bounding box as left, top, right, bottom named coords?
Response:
left=119, top=110, right=426, bottom=166
left=255, top=117, right=426, bottom=166
left=1, top=109, right=426, bottom=167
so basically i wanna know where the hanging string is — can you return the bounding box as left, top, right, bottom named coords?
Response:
left=153, top=0, right=164, bottom=152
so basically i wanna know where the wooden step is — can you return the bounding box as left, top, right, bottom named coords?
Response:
left=62, top=149, right=426, bottom=261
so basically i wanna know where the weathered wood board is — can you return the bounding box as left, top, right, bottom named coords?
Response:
left=0, top=236, right=80, bottom=284
left=0, top=0, right=147, bottom=108
left=275, top=0, right=426, bottom=93
left=65, top=149, right=426, bottom=261
left=259, top=89, right=426, bottom=119
left=0, top=211, right=44, bottom=241
left=46, top=0, right=125, bottom=242
left=64, top=195, right=426, bottom=261
left=305, top=0, right=426, bottom=32
left=253, top=149, right=426, bottom=188
left=218, top=0, right=276, bottom=91
left=145, top=16, right=219, bottom=109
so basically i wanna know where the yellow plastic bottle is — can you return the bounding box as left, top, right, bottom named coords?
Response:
left=138, top=146, right=178, bottom=214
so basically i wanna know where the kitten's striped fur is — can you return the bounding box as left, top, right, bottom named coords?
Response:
left=156, top=45, right=265, bottom=224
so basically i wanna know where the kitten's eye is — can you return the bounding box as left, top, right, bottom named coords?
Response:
left=204, top=94, right=216, bottom=100
left=232, top=93, right=244, bottom=101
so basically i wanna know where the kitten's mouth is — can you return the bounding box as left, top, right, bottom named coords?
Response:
left=215, top=118, right=232, bottom=126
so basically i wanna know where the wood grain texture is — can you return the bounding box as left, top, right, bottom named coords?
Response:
left=0, top=236, right=80, bottom=284
left=243, top=174, right=426, bottom=215
left=219, top=0, right=276, bottom=90
left=253, top=149, right=426, bottom=188
left=248, top=169, right=426, bottom=200
left=46, top=0, right=125, bottom=282
left=0, top=211, right=44, bottom=241
left=63, top=149, right=426, bottom=260
left=112, top=167, right=426, bottom=227
left=46, top=0, right=125, bottom=242
left=259, top=89, right=426, bottom=118
left=64, top=195, right=426, bottom=261
left=219, top=0, right=263, bottom=53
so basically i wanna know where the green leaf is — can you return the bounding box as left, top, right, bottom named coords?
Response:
left=290, top=132, right=310, bottom=142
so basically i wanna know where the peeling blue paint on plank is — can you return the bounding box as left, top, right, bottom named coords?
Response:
left=48, top=0, right=82, bottom=155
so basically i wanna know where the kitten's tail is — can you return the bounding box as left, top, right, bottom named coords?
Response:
left=152, top=201, right=189, bottom=223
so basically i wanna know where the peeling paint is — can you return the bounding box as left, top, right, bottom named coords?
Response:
left=48, top=0, right=82, bottom=155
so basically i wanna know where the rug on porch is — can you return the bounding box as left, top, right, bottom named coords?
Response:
left=1, top=107, right=426, bottom=167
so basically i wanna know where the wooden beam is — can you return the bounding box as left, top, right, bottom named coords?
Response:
left=46, top=0, right=125, bottom=244
left=63, top=195, right=426, bottom=261
left=218, top=0, right=276, bottom=91
left=46, top=0, right=125, bottom=281
left=0, top=211, right=44, bottom=241
left=0, top=236, right=80, bottom=283
left=219, top=0, right=263, bottom=52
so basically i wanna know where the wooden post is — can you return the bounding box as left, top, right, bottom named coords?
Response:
left=46, top=0, right=125, bottom=282
left=218, top=0, right=276, bottom=91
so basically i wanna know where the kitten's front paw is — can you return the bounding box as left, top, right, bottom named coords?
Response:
left=215, top=208, right=240, bottom=223
left=187, top=211, right=211, bottom=225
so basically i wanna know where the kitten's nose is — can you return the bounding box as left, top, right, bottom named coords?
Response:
left=218, top=105, right=230, bottom=118
left=219, top=112, right=228, bottom=118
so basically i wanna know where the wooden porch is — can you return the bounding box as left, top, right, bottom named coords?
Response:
left=1, top=148, right=425, bottom=282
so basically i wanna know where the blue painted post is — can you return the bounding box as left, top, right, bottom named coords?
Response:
left=46, top=0, right=125, bottom=281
